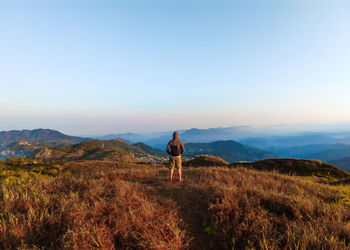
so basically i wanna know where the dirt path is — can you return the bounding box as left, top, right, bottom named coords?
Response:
left=139, top=171, right=218, bottom=249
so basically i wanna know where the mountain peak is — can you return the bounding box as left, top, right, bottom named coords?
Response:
left=0, top=129, right=86, bottom=146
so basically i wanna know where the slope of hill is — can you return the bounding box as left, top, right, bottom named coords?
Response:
left=330, top=157, right=350, bottom=172
left=1, top=160, right=350, bottom=249
left=0, top=129, right=86, bottom=146
left=0, top=141, right=43, bottom=160
left=230, top=158, right=350, bottom=182
left=184, top=140, right=276, bottom=162
left=32, top=139, right=166, bottom=163
left=183, top=155, right=229, bottom=167
left=132, top=142, right=166, bottom=156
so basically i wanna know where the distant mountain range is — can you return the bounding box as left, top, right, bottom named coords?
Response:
left=238, top=134, right=350, bottom=171
left=302, top=145, right=350, bottom=163
left=1, top=138, right=275, bottom=164
left=329, top=157, right=350, bottom=172
left=0, top=128, right=349, bottom=169
left=0, top=129, right=276, bottom=164
left=269, top=144, right=348, bottom=157
left=184, top=140, right=276, bottom=162
left=99, top=133, right=148, bottom=142
left=99, top=129, right=350, bottom=168
left=239, top=132, right=350, bottom=150
left=97, top=126, right=264, bottom=149
left=100, top=128, right=350, bottom=150
left=3, top=127, right=348, bottom=149
left=0, top=129, right=86, bottom=146
left=268, top=144, right=350, bottom=161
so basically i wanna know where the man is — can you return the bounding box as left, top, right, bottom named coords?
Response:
left=166, top=131, right=185, bottom=182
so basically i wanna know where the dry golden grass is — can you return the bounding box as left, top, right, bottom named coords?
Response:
left=1, top=160, right=350, bottom=249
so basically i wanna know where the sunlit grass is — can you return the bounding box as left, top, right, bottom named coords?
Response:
left=0, top=161, right=350, bottom=249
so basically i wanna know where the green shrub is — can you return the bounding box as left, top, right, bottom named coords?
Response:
left=18, top=156, right=27, bottom=165
left=5, top=156, right=19, bottom=165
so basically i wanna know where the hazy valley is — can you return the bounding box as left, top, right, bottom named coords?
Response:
left=1, top=127, right=348, bottom=171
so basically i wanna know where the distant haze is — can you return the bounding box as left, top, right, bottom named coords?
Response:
left=1, top=1, right=349, bottom=134
left=0, top=118, right=349, bottom=137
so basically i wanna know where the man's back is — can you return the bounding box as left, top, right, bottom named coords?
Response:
left=167, top=139, right=185, bottom=156
left=166, top=132, right=185, bottom=157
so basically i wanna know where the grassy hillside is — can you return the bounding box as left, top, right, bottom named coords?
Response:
left=32, top=139, right=166, bottom=163
left=1, top=160, right=350, bottom=249
left=0, top=141, right=44, bottom=160
left=183, top=155, right=229, bottom=167
left=184, top=140, right=276, bottom=162
left=231, top=158, right=350, bottom=183
left=132, top=142, right=166, bottom=156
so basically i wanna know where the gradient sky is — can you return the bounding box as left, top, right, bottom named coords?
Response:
left=1, top=0, right=349, bottom=135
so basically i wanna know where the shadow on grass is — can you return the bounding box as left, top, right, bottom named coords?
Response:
left=138, top=172, right=220, bottom=249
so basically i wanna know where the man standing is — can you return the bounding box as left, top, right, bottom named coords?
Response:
left=166, top=131, right=185, bottom=182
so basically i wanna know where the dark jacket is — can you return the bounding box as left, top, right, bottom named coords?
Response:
left=166, top=132, right=185, bottom=157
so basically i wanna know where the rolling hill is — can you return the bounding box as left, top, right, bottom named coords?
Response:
left=230, top=158, right=350, bottom=182
left=0, top=140, right=43, bottom=160
left=183, top=155, right=229, bottom=167
left=184, top=140, right=276, bottom=162
left=0, top=129, right=87, bottom=146
left=132, top=142, right=167, bottom=156
left=32, top=139, right=166, bottom=163
left=182, top=156, right=350, bottom=183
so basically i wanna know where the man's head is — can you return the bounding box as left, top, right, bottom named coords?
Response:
left=173, top=131, right=179, bottom=140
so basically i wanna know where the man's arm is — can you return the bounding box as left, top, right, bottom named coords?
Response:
left=166, top=141, right=172, bottom=155
left=180, top=141, right=185, bottom=154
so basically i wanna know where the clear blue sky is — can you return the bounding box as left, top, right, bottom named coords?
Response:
left=1, top=0, right=349, bottom=135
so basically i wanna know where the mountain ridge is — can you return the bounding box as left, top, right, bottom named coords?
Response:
left=0, top=129, right=87, bottom=146
left=31, top=139, right=166, bottom=164
left=184, top=140, right=276, bottom=162
left=329, top=157, right=350, bottom=172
